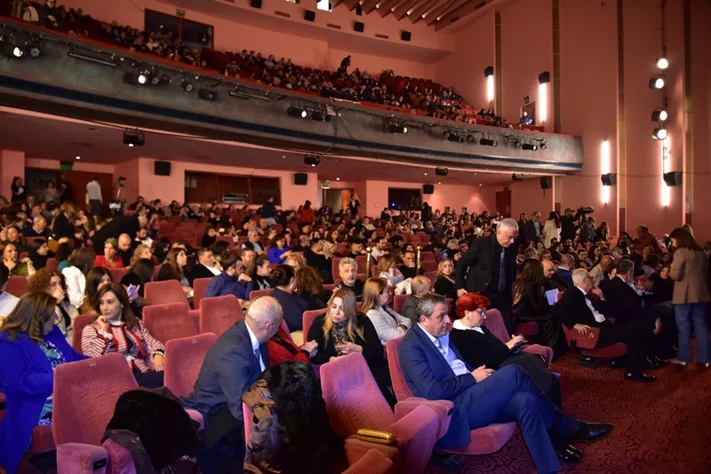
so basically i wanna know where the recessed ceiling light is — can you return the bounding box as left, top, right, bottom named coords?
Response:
left=281, top=155, right=287, bottom=159
left=438, top=182, right=441, bottom=184
left=336, top=177, right=340, bottom=181
left=479, top=184, right=482, bottom=187
left=75, top=156, right=81, bottom=160
left=424, top=172, right=428, bottom=176
left=474, top=173, right=478, bottom=175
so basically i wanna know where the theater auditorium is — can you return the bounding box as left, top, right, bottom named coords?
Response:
left=0, top=0, right=710, bottom=472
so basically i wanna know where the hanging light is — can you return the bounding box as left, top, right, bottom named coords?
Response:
left=652, top=127, right=668, bottom=140
left=656, top=56, right=669, bottom=70
left=649, top=76, right=665, bottom=90
left=651, top=108, right=668, bottom=122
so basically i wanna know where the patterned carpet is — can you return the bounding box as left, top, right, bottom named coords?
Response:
left=426, top=350, right=711, bottom=474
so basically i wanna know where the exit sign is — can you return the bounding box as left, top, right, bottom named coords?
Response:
left=59, top=161, right=74, bottom=171
left=176, top=9, right=186, bottom=17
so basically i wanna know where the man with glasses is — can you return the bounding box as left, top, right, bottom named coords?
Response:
left=205, top=254, right=253, bottom=304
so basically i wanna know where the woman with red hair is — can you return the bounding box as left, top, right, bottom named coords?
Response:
left=449, top=292, right=562, bottom=408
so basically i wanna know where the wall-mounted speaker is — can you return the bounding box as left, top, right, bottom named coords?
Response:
left=154, top=160, right=171, bottom=176
left=304, top=10, right=315, bottom=22
left=423, top=184, right=434, bottom=195
left=601, top=173, right=617, bottom=186
left=354, top=21, right=364, bottom=32
left=294, top=173, right=308, bottom=186
left=540, top=176, right=552, bottom=189
left=250, top=0, right=262, bottom=8
left=663, top=171, right=682, bottom=187
left=401, top=31, right=411, bottom=42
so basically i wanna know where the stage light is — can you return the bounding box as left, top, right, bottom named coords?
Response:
left=287, top=107, right=308, bottom=118
left=649, top=76, right=665, bottom=89
left=385, top=119, right=407, bottom=134
left=479, top=138, right=497, bottom=147
left=182, top=79, right=194, bottom=93
left=29, top=45, right=40, bottom=58
left=435, top=167, right=448, bottom=176
left=651, top=108, right=668, bottom=122
left=443, top=130, right=465, bottom=143
left=304, top=155, right=320, bottom=167
left=521, top=143, right=538, bottom=151
left=652, top=127, right=667, bottom=140
left=123, top=129, right=145, bottom=147
left=656, top=56, right=669, bottom=70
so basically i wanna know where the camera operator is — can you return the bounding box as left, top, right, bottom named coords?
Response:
left=561, top=207, right=593, bottom=242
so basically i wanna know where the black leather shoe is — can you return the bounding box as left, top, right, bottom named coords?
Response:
left=570, top=422, right=614, bottom=442
left=555, top=444, right=583, bottom=463
left=625, top=371, right=657, bottom=382
left=646, top=356, right=661, bottom=370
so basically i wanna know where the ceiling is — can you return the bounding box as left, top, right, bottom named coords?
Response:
left=0, top=107, right=522, bottom=186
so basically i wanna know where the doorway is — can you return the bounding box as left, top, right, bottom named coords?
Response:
left=325, top=188, right=352, bottom=213
left=25, top=168, right=114, bottom=214
left=495, top=189, right=511, bottom=217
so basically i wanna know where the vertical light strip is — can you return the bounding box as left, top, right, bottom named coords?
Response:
left=486, top=75, right=495, bottom=102
left=661, top=136, right=671, bottom=207
left=601, top=140, right=611, bottom=204
left=539, top=83, right=548, bottom=124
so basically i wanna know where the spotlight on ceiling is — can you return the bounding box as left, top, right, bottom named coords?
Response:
left=652, top=127, right=668, bottom=140
left=304, top=155, right=321, bottom=167
left=649, top=76, right=665, bottom=90
left=443, top=130, right=465, bottom=143
left=123, top=129, right=145, bottom=147
left=311, top=110, right=325, bottom=122
left=287, top=106, right=308, bottom=119
left=521, top=143, right=538, bottom=151
left=479, top=138, right=498, bottom=147
left=435, top=167, right=448, bottom=176
left=182, top=79, right=194, bottom=93
left=651, top=108, right=668, bottom=122
left=656, top=56, right=669, bottom=70
left=384, top=119, right=408, bottom=134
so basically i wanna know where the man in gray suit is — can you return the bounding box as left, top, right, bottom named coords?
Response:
left=183, top=296, right=283, bottom=474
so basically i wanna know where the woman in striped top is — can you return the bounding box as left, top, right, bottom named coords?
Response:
left=81, top=282, right=165, bottom=387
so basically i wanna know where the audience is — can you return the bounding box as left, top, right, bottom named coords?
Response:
left=294, top=265, right=331, bottom=310
left=27, top=268, right=78, bottom=337
left=513, top=259, right=561, bottom=349
left=79, top=266, right=112, bottom=314
left=248, top=254, right=272, bottom=290
left=2, top=242, right=35, bottom=277
left=434, top=258, right=457, bottom=301
left=94, top=238, right=123, bottom=269
left=334, top=257, right=364, bottom=300
left=157, top=248, right=192, bottom=297
left=205, top=253, right=253, bottom=303
left=361, top=277, right=411, bottom=344
left=269, top=265, right=308, bottom=340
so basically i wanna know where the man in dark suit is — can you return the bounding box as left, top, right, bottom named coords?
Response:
left=554, top=269, right=657, bottom=382
left=183, top=296, right=283, bottom=474
left=191, top=248, right=223, bottom=281
left=399, top=294, right=612, bottom=473
left=456, top=218, right=519, bottom=334
left=600, top=259, right=673, bottom=361
left=523, top=211, right=542, bottom=245
left=560, top=208, right=583, bottom=242
left=91, top=214, right=147, bottom=255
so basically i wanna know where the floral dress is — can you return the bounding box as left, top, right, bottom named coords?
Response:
left=37, top=340, right=67, bottom=425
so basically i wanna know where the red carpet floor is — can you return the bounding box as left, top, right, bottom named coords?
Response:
left=426, top=351, right=711, bottom=474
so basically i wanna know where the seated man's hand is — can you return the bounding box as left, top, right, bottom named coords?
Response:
left=471, top=365, right=494, bottom=382
left=654, top=317, right=662, bottom=335
left=573, top=324, right=591, bottom=335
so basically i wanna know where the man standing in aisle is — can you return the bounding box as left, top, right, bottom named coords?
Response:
left=87, top=176, right=103, bottom=217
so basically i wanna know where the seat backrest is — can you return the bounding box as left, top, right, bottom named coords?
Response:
left=144, top=280, right=188, bottom=306
left=192, top=277, right=212, bottom=310
left=45, top=258, right=58, bottom=271
left=393, top=294, right=407, bottom=315
left=108, top=267, right=129, bottom=284
left=420, top=260, right=437, bottom=273
left=420, top=251, right=435, bottom=262
left=143, top=302, right=198, bottom=344
left=52, top=353, right=138, bottom=446
left=199, top=295, right=244, bottom=336
left=302, top=309, right=326, bottom=339
left=482, top=309, right=511, bottom=343
left=355, top=255, right=367, bottom=272
left=249, top=288, right=273, bottom=301
left=5, top=276, right=28, bottom=298
left=72, top=314, right=96, bottom=353
left=319, top=353, right=395, bottom=438
left=385, top=337, right=415, bottom=401
left=164, top=333, right=218, bottom=398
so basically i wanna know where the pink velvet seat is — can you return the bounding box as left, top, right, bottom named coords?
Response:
left=320, top=353, right=442, bottom=473
left=144, top=280, right=189, bottom=306
left=562, top=325, right=628, bottom=359
left=108, top=267, right=129, bottom=284
left=385, top=337, right=517, bottom=455
left=302, top=309, right=326, bottom=339
left=5, top=276, right=28, bottom=297
left=249, top=288, right=273, bottom=301
left=165, top=333, right=218, bottom=398
left=192, top=277, right=212, bottom=310
left=393, top=294, right=407, bottom=315
left=143, top=302, right=198, bottom=344
left=484, top=309, right=553, bottom=365
left=72, top=314, right=97, bottom=353
left=199, top=295, right=243, bottom=336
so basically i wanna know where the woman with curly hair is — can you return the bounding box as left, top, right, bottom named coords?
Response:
left=28, top=268, right=79, bottom=337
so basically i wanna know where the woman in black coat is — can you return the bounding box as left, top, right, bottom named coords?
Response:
left=451, top=292, right=562, bottom=408
left=512, top=259, right=562, bottom=350
left=307, top=287, right=395, bottom=407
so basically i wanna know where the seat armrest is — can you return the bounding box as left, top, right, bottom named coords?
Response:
left=385, top=405, right=440, bottom=473
left=394, top=397, right=453, bottom=439
left=344, top=437, right=400, bottom=469
left=188, top=309, right=200, bottom=332
left=522, top=344, right=555, bottom=367
left=342, top=449, right=394, bottom=474
left=57, top=443, right=108, bottom=474
left=563, top=326, right=601, bottom=350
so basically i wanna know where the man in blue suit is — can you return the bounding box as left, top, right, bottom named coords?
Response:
left=398, top=293, right=612, bottom=473
left=184, top=296, right=282, bottom=474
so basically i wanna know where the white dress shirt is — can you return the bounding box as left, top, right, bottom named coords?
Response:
left=417, top=323, right=469, bottom=376
left=0, top=292, right=20, bottom=321
left=245, top=321, right=266, bottom=372
left=86, top=180, right=102, bottom=202
left=62, top=266, right=86, bottom=308
left=577, top=287, right=606, bottom=323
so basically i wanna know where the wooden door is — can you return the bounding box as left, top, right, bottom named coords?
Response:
left=495, top=189, right=511, bottom=218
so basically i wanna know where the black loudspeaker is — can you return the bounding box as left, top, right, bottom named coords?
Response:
left=294, top=173, right=308, bottom=185
left=601, top=173, right=617, bottom=186
left=250, top=0, right=262, bottom=8
left=354, top=21, right=364, bottom=32
left=540, top=176, right=552, bottom=189
left=423, top=184, right=434, bottom=195
left=154, top=161, right=171, bottom=176
left=663, top=171, right=682, bottom=186
left=304, top=10, right=315, bottom=22
left=401, top=31, right=411, bottom=42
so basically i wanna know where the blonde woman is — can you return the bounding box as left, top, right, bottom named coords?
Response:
left=434, top=258, right=457, bottom=300
left=361, top=277, right=411, bottom=345
left=130, top=244, right=153, bottom=266
left=307, top=288, right=395, bottom=406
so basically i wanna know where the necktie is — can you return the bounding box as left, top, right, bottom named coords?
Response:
left=498, top=249, right=506, bottom=294
left=254, top=347, right=265, bottom=372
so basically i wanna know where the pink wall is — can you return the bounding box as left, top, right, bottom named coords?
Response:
left=113, top=159, right=140, bottom=204
left=557, top=0, right=618, bottom=235
left=0, top=150, right=26, bottom=198
left=508, top=178, right=555, bottom=220
left=433, top=11, right=495, bottom=110
left=135, top=158, right=320, bottom=209
left=499, top=0, right=553, bottom=128
left=25, top=158, right=115, bottom=174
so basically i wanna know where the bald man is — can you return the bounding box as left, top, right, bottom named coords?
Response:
left=184, top=296, right=283, bottom=473
left=589, top=255, right=614, bottom=286
left=543, top=259, right=570, bottom=291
